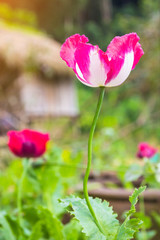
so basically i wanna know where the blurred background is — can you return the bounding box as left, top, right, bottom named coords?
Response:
left=0, top=0, right=160, bottom=239
left=0, top=0, right=159, bottom=168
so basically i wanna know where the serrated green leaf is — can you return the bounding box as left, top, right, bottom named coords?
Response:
left=127, top=186, right=146, bottom=217
left=134, top=212, right=152, bottom=229
left=115, top=218, right=143, bottom=240
left=60, top=195, right=119, bottom=240
left=126, top=218, right=143, bottom=232
left=115, top=222, right=134, bottom=240
left=115, top=186, right=146, bottom=240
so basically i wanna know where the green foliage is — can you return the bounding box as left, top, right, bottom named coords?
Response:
left=0, top=3, right=43, bottom=34
left=0, top=3, right=37, bottom=26
left=63, top=219, right=84, bottom=240
left=141, top=0, right=160, bottom=16
left=0, top=144, right=86, bottom=239
left=60, top=187, right=145, bottom=240
left=125, top=164, right=143, bottom=182
left=0, top=144, right=82, bottom=214
left=0, top=207, right=65, bottom=240
left=115, top=186, right=146, bottom=240
left=128, top=186, right=146, bottom=216
left=115, top=218, right=142, bottom=240
left=125, top=155, right=160, bottom=188
left=124, top=155, right=160, bottom=239
left=0, top=1, right=158, bottom=239
left=0, top=212, right=16, bottom=240
left=60, top=195, right=119, bottom=240
left=134, top=212, right=152, bottom=230
left=29, top=207, right=65, bottom=240
left=29, top=221, right=43, bottom=240
left=136, top=230, right=156, bottom=240
left=75, top=81, right=159, bottom=170
left=152, top=212, right=160, bottom=227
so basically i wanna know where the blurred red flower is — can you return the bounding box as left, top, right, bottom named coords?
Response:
left=7, top=129, right=49, bottom=158
left=137, top=142, right=158, bottom=159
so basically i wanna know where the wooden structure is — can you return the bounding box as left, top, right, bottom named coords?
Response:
left=0, top=27, right=78, bottom=123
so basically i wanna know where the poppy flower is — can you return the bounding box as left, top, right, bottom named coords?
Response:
left=137, top=142, right=158, bottom=159
left=60, top=33, right=144, bottom=87
left=7, top=129, right=49, bottom=158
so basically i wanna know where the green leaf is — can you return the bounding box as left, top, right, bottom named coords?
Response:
left=27, top=206, right=65, bottom=240
left=115, top=218, right=143, bottom=240
left=5, top=215, right=22, bottom=239
left=134, top=212, right=152, bottom=229
left=127, top=186, right=146, bottom=217
left=0, top=212, right=16, bottom=240
left=23, top=207, right=39, bottom=227
left=143, top=161, right=159, bottom=187
left=125, top=164, right=142, bottom=182
left=36, top=164, right=59, bottom=194
left=115, top=186, right=146, bottom=240
left=63, top=219, right=84, bottom=240
left=126, top=218, right=143, bottom=233
left=136, top=230, right=156, bottom=240
left=29, top=221, right=43, bottom=240
left=60, top=195, right=119, bottom=240
left=152, top=211, right=160, bottom=227
left=37, top=206, right=65, bottom=240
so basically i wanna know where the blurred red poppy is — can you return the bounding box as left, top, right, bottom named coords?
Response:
left=137, top=142, right=158, bottom=159
left=7, top=129, right=49, bottom=158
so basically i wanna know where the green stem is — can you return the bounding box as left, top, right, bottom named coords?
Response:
left=83, top=86, right=105, bottom=235
left=139, top=179, right=147, bottom=240
left=17, top=158, right=30, bottom=225
left=44, top=192, right=53, bottom=212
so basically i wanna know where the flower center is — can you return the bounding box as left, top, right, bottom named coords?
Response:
left=22, top=141, right=36, bottom=157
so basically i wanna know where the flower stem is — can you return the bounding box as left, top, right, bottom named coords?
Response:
left=83, top=86, right=105, bottom=235
left=139, top=179, right=147, bottom=240
left=17, top=158, right=30, bottom=225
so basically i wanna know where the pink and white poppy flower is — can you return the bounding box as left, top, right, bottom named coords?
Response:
left=60, top=33, right=144, bottom=87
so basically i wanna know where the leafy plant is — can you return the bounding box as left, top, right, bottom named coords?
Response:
left=125, top=153, right=160, bottom=187
left=125, top=151, right=160, bottom=239
left=60, top=186, right=146, bottom=240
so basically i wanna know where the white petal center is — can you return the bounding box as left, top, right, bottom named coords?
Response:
left=106, top=51, right=134, bottom=87
left=88, top=49, right=107, bottom=87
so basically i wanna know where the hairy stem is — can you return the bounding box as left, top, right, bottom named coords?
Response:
left=83, top=86, right=105, bottom=235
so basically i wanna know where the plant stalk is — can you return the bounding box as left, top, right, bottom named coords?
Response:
left=17, top=158, right=30, bottom=225
left=139, top=179, right=147, bottom=240
left=83, top=86, right=105, bottom=235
